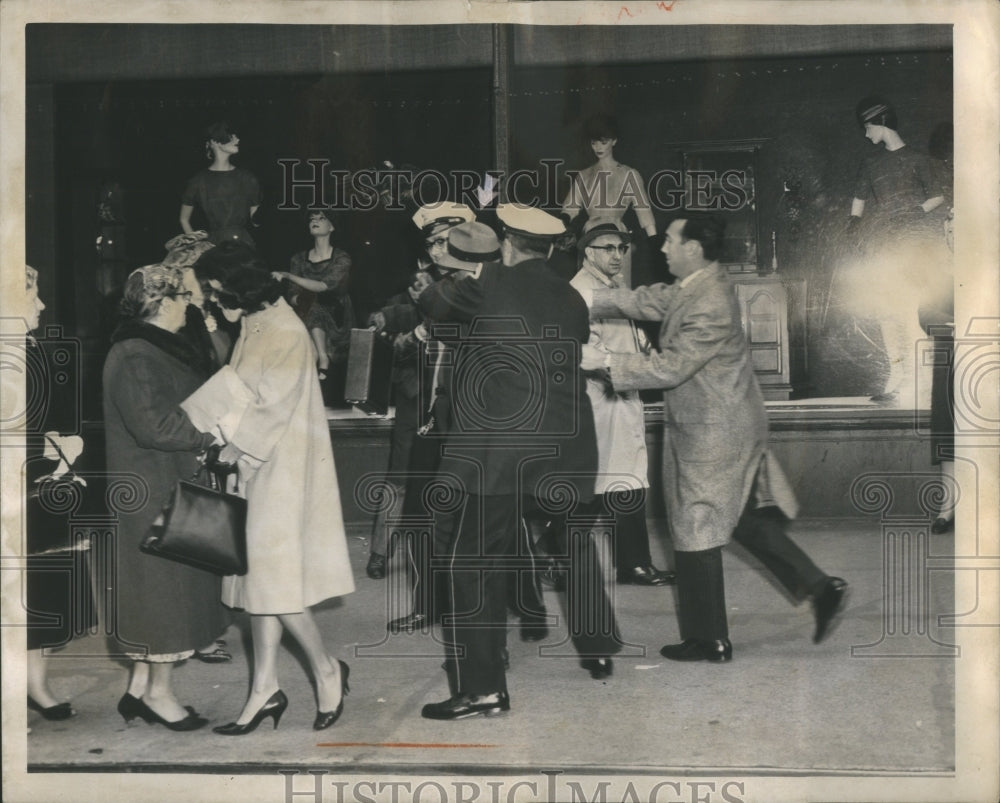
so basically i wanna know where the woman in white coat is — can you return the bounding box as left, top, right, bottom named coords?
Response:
left=207, top=263, right=355, bottom=734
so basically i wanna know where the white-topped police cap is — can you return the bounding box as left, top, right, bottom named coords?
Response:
left=496, top=203, right=565, bottom=239
left=412, top=202, right=476, bottom=236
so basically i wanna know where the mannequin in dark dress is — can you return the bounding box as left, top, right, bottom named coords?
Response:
left=179, top=121, right=261, bottom=248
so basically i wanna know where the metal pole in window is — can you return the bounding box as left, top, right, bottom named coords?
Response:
left=492, top=24, right=512, bottom=202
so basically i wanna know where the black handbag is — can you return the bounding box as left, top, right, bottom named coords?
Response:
left=141, top=462, right=248, bottom=576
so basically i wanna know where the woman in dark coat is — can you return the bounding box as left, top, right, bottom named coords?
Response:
left=22, top=265, right=97, bottom=721
left=102, top=264, right=228, bottom=730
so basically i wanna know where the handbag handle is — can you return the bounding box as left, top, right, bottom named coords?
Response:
left=193, top=448, right=241, bottom=494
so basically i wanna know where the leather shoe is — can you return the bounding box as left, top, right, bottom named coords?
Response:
left=27, top=698, right=75, bottom=721
left=421, top=691, right=510, bottom=720
left=930, top=517, right=954, bottom=534
left=366, top=552, right=387, bottom=580
left=618, top=565, right=676, bottom=586
left=387, top=612, right=428, bottom=634
left=581, top=657, right=613, bottom=679
left=812, top=576, right=848, bottom=644
left=191, top=645, right=232, bottom=663
left=659, top=638, right=732, bottom=662
left=520, top=616, right=549, bottom=642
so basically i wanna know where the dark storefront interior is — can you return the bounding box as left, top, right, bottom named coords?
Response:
left=26, top=23, right=952, bottom=422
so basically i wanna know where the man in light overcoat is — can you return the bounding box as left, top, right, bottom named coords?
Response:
left=581, top=213, right=847, bottom=662
left=570, top=216, right=675, bottom=588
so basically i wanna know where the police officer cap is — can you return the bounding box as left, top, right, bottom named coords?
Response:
left=412, top=202, right=476, bottom=236
left=496, top=203, right=565, bottom=239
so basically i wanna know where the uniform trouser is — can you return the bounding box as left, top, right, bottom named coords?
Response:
left=393, top=429, right=550, bottom=625
left=443, top=493, right=518, bottom=695
left=443, top=493, right=623, bottom=695
left=675, top=504, right=827, bottom=643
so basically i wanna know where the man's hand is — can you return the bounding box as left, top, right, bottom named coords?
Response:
left=408, top=271, right=433, bottom=302
left=368, top=311, right=387, bottom=332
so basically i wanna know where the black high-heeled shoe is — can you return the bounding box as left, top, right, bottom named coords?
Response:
left=213, top=689, right=288, bottom=735
left=313, top=660, right=350, bottom=731
left=27, top=696, right=75, bottom=721
left=117, top=693, right=143, bottom=723
left=134, top=698, right=208, bottom=731
left=118, top=693, right=199, bottom=724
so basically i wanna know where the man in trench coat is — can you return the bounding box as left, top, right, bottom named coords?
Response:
left=569, top=216, right=675, bottom=588
left=581, top=213, right=848, bottom=662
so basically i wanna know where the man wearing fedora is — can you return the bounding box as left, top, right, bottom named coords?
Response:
left=581, top=212, right=848, bottom=664
left=570, top=216, right=675, bottom=590
left=417, top=207, right=604, bottom=719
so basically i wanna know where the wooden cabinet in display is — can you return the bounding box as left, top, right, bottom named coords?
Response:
left=732, top=276, right=805, bottom=401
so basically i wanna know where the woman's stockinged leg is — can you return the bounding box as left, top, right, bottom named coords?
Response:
left=279, top=609, right=342, bottom=713
left=234, top=614, right=283, bottom=725
left=143, top=662, right=188, bottom=722
left=126, top=660, right=149, bottom=698
left=27, top=649, right=60, bottom=708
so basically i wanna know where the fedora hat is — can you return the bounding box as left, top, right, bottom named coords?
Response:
left=578, top=216, right=631, bottom=252
left=435, top=222, right=501, bottom=272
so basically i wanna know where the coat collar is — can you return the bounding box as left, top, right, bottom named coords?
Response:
left=580, top=261, right=621, bottom=288
left=677, top=261, right=721, bottom=289
left=661, top=263, right=725, bottom=321
left=110, top=318, right=206, bottom=373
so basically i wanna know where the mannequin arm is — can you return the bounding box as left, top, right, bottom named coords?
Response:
left=179, top=204, right=195, bottom=235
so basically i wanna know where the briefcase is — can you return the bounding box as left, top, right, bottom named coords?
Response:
left=344, top=328, right=393, bottom=415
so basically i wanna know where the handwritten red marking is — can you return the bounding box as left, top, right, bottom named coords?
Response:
left=657, top=1, right=676, bottom=10
left=618, top=6, right=634, bottom=20
left=317, top=742, right=498, bottom=749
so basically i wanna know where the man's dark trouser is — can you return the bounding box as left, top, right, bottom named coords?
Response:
left=444, top=493, right=517, bottom=696
left=370, top=396, right=418, bottom=558
left=675, top=504, right=827, bottom=643
left=524, top=500, right=624, bottom=658
left=399, top=426, right=450, bottom=621
left=443, top=493, right=623, bottom=695
left=592, top=489, right=655, bottom=571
